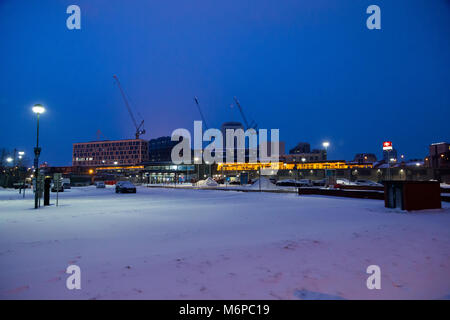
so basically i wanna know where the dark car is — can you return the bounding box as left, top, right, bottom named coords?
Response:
left=62, top=183, right=71, bottom=189
left=115, top=181, right=136, bottom=193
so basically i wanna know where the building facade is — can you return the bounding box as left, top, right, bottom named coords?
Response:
left=72, top=139, right=149, bottom=166
left=383, top=148, right=398, bottom=163
left=427, top=142, right=450, bottom=169
left=148, top=136, right=178, bottom=163
left=281, top=149, right=326, bottom=163
left=289, top=142, right=311, bottom=154
left=353, top=153, right=377, bottom=164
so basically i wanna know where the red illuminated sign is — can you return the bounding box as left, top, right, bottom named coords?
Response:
left=383, top=141, right=393, bottom=151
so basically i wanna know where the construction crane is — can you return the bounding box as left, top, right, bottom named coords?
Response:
left=96, top=129, right=109, bottom=141
left=113, top=75, right=146, bottom=139
left=193, top=96, right=209, bottom=130
left=233, top=96, right=257, bottom=130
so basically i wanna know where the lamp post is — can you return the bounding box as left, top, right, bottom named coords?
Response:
left=322, top=141, right=330, bottom=186
left=32, top=104, right=45, bottom=209
left=194, top=157, right=200, bottom=181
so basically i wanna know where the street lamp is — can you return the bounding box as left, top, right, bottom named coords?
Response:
left=6, top=157, right=13, bottom=163
left=32, top=104, right=45, bottom=209
left=194, top=157, right=200, bottom=180
left=322, top=141, right=330, bottom=156
left=322, top=141, right=330, bottom=185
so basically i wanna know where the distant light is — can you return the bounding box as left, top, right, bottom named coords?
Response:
left=322, top=141, right=330, bottom=148
left=301, top=158, right=306, bottom=162
left=88, top=169, right=94, bottom=174
left=416, top=163, right=421, bottom=166
left=114, top=161, right=118, bottom=165
left=18, top=151, right=25, bottom=156
left=18, top=155, right=22, bottom=159
left=390, top=158, right=396, bottom=162
left=6, top=157, right=13, bottom=163
left=32, top=104, right=45, bottom=114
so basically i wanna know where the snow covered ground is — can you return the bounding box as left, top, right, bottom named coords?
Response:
left=0, top=186, right=449, bottom=300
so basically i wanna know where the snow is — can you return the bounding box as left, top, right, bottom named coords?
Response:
left=1, top=186, right=450, bottom=300
left=196, top=177, right=218, bottom=187
left=247, top=177, right=279, bottom=190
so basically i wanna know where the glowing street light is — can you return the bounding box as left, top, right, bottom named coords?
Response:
left=32, top=104, right=45, bottom=209
left=322, top=141, right=330, bottom=186
left=194, top=157, right=200, bottom=180
left=6, top=157, right=13, bottom=163
left=32, top=104, right=45, bottom=115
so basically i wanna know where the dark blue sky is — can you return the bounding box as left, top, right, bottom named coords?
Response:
left=1, top=0, right=449, bottom=166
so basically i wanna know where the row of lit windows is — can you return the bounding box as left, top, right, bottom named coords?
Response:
left=74, top=150, right=142, bottom=157
left=74, top=159, right=136, bottom=166
left=75, top=154, right=142, bottom=161
left=74, top=141, right=146, bottom=149
left=73, top=146, right=147, bottom=153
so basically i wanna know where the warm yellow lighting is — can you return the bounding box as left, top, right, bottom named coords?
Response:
left=32, top=104, right=45, bottom=114
left=216, top=161, right=373, bottom=171
left=88, top=169, right=94, bottom=174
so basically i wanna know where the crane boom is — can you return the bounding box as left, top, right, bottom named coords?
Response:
left=193, top=96, right=209, bottom=130
left=113, top=75, right=146, bottom=139
left=233, top=96, right=257, bottom=130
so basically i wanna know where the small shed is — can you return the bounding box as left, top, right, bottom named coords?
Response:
left=384, top=181, right=441, bottom=211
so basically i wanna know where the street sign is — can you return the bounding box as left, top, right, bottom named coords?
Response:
left=383, top=141, right=393, bottom=151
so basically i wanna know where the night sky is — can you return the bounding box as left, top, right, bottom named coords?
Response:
left=1, top=0, right=449, bottom=166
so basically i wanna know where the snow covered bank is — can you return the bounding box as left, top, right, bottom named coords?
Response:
left=0, top=186, right=450, bottom=299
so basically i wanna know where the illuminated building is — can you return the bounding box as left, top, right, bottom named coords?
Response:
left=217, top=160, right=373, bottom=172
left=72, top=139, right=148, bottom=166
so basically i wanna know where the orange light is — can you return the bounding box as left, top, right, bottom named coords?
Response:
left=89, top=169, right=94, bottom=174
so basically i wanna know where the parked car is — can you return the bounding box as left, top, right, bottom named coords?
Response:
left=62, top=183, right=71, bottom=189
left=115, top=181, right=136, bottom=193
left=336, top=178, right=357, bottom=186
left=276, top=179, right=297, bottom=187
left=96, top=181, right=106, bottom=188
left=297, top=179, right=313, bottom=187
left=355, top=180, right=383, bottom=187
left=276, top=179, right=312, bottom=187
left=51, top=184, right=64, bottom=192
left=312, top=179, right=326, bottom=186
